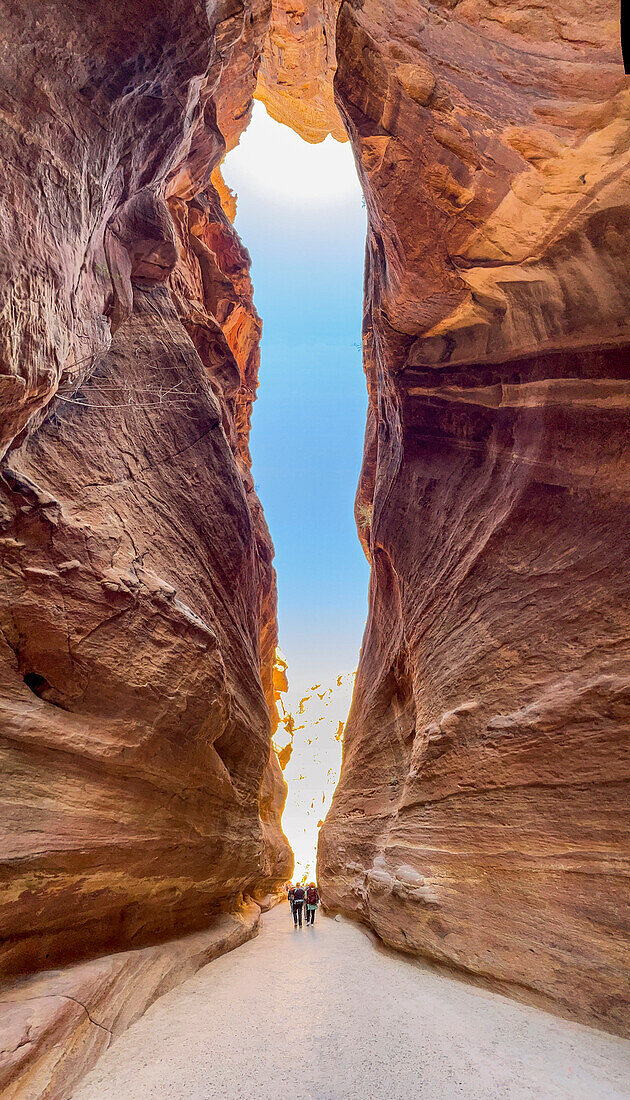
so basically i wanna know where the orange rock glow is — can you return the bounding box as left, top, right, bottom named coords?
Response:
left=273, top=660, right=355, bottom=885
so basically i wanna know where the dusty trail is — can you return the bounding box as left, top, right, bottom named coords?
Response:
left=73, top=904, right=630, bottom=1099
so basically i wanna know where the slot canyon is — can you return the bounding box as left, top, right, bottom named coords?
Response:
left=0, top=0, right=629, bottom=1096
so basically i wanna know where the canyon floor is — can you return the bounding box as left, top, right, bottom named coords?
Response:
left=72, top=904, right=630, bottom=1099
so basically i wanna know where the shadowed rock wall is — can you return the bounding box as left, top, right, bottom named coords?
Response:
left=257, top=0, right=346, bottom=143
left=0, top=0, right=291, bottom=978
left=1, top=0, right=628, bottom=1043
left=319, top=0, right=630, bottom=1035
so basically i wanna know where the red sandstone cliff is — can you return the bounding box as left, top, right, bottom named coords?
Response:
left=0, top=0, right=628, bottom=1054
left=318, top=0, right=630, bottom=1035
left=0, top=0, right=291, bottom=979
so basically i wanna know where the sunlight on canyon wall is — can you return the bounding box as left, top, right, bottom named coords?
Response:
left=273, top=656, right=355, bottom=884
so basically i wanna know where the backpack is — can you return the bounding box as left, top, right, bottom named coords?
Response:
left=307, top=887, right=319, bottom=905
left=293, top=886, right=305, bottom=901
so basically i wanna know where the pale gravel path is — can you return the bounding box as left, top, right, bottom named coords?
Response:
left=74, top=905, right=630, bottom=1100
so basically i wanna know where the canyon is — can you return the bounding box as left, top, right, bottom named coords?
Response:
left=316, top=0, right=630, bottom=1040
left=0, top=0, right=629, bottom=1094
left=0, top=0, right=294, bottom=981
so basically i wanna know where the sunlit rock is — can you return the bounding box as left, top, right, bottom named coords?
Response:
left=0, top=0, right=290, bottom=983
left=256, top=0, right=346, bottom=144
left=0, top=0, right=628, bottom=1079
left=318, top=0, right=630, bottom=1037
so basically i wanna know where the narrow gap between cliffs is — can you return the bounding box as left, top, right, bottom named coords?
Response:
left=223, top=102, right=369, bottom=883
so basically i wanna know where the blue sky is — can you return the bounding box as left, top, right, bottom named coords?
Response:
left=224, top=103, right=369, bottom=699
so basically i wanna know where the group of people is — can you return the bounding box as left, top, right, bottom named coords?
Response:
left=286, top=882, right=320, bottom=927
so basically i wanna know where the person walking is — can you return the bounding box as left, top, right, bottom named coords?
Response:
left=286, top=883, right=295, bottom=921
left=305, top=882, right=320, bottom=925
left=292, top=883, right=305, bottom=927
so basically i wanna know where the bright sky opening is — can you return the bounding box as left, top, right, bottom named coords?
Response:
left=275, top=671, right=355, bottom=885
left=225, top=105, right=359, bottom=207
left=223, top=101, right=368, bottom=877
left=223, top=102, right=368, bottom=698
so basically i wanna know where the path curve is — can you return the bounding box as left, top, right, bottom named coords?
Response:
left=73, top=904, right=630, bottom=1099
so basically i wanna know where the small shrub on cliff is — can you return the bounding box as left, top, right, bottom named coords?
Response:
left=357, top=502, right=373, bottom=531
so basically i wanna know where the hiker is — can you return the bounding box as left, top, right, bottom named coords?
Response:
left=292, top=883, right=305, bottom=927
left=305, top=882, right=320, bottom=925
left=287, top=883, right=295, bottom=919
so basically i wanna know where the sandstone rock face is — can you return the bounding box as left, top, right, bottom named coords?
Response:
left=1, top=0, right=628, bottom=1050
left=257, top=0, right=346, bottom=143
left=0, top=901, right=261, bottom=1100
left=319, top=0, right=630, bottom=1035
left=0, top=0, right=291, bottom=979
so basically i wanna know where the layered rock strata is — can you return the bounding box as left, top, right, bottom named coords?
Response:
left=0, top=901, right=261, bottom=1100
left=319, top=0, right=630, bottom=1035
left=257, top=0, right=346, bottom=143
left=0, top=0, right=291, bottom=982
left=1, top=0, right=628, bottom=1061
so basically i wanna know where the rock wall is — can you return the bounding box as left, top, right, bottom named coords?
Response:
left=0, top=0, right=291, bottom=979
left=1, top=0, right=628, bottom=1044
left=319, top=0, right=630, bottom=1035
left=257, top=0, right=346, bottom=143
left=1, top=902, right=262, bottom=1100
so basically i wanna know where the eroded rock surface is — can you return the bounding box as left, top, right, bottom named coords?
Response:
left=0, top=0, right=291, bottom=981
left=319, top=0, right=630, bottom=1035
left=1, top=0, right=628, bottom=1066
left=257, top=0, right=346, bottom=143
left=0, top=901, right=261, bottom=1100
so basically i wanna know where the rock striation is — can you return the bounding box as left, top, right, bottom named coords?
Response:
left=1, top=0, right=628, bottom=1067
left=257, top=0, right=346, bottom=143
left=0, top=901, right=261, bottom=1100
left=0, top=0, right=291, bottom=984
left=319, top=0, right=630, bottom=1036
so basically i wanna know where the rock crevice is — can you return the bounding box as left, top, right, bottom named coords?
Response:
left=0, top=0, right=628, bottom=1070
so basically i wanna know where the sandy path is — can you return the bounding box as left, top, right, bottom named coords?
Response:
left=73, top=904, right=630, bottom=1099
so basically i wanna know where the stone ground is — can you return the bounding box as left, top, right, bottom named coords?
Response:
left=73, top=904, right=630, bottom=1099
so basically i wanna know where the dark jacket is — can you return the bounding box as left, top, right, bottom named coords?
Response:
left=293, top=886, right=305, bottom=903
